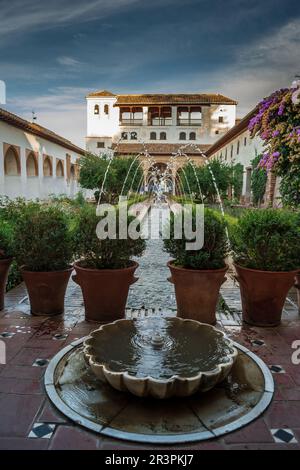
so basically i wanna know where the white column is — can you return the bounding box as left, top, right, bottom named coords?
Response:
left=20, top=147, right=27, bottom=197
left=143, top=107, right=148, bottom=125
left=171, top=106, right=177, bottom=126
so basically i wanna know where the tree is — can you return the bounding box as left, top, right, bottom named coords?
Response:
left=178, top=160, right=230, bottom=203
left=78, top=153, right=143, bottom=203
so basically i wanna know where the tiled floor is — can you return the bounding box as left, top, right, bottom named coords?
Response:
left=0, top=276, right=300, bottom=450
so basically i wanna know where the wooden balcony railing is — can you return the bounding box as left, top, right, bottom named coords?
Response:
left=177, top=119, right=202, bottom=126
left=120, top=119, right=143, bottom=126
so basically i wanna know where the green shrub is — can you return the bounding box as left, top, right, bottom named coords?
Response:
left=251, top=155, right=267, bottom=206
left=13, top=203, right=73, bottom=272
left=6, top=261, right=22, bottom=292
left=230, top=209, right=300, bottom=271
left=163, top=207, right=229, bottom=269
left=0, top=218, right=14, bottom=259
left=73, top=204, right=146, bottom=269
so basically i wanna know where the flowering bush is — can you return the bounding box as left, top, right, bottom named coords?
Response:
left=249, top=81, right=300, bottom=206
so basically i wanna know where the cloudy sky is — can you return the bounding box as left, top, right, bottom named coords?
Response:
left=0, top=0, right=299, bottom=147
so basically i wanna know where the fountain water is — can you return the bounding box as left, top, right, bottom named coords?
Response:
left=83, top=317, right=238, bottom=398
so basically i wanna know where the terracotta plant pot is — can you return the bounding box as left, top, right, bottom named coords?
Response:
left=21, top=267, right=72, bottom=316
left=234, top=264, right=300, bottom=327
left=73, top=261, right=139, bottom=322
left=0, top=257, right=13, bottom=310
left=167, top=261, right=228, bottom=324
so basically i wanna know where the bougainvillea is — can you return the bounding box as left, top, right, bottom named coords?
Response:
left=248, top=81, right=300, bottom=206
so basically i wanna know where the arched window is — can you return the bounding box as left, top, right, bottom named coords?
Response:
left=4, top=146, right=20, bottom=176
left=70, top=164, right=75, bottom=179
left=43, top=156, right=52, bottom=177
left=56, top=160, right=64, bottom=177
left=104, top=104, right=109, bottom=115
left=189, top=132, right=196, bottom=140
left=94, top=104, right=99, bottom=115
left=26, top=152, right=38, bottom=177
left=150, top=132, right=156, bottom=140
left=121, top=132, right=128, bottom=140
left=160, top=132, right=166, bottom=140
left=130, top=132, right=137, bottom=140
left=179, top=132, right=186, bottom=140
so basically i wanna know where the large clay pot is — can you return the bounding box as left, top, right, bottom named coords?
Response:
left=73, top=261, right=139, bottom=322
left=235, top=264, right=300, bottom=326
left=21, top=267, right=72, bottom=316
left=0, top=257, right=13, bottom=310
left=167, top=261, right=228, bottom=324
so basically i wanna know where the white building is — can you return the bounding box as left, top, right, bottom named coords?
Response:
left=86, top=90, right=237, bottom=156
left=206, top=108, right=281, bottom=205
left=206, top=108, right=262, bottom=201
left=0, top=107, right=84, bottom=200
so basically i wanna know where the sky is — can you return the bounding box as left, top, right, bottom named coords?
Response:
left=0, top=0, right=299, bottom=147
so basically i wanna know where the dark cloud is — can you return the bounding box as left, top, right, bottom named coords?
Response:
left=0, top=0, right=299, bottom=146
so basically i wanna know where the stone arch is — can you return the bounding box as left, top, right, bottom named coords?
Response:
left=43, top=156, right=52, bottom=177
left=56, top=160, right=64, bottom=178
left=4, top=146, right=20, bottom=175
left=26, top=152, right=38, bottom=177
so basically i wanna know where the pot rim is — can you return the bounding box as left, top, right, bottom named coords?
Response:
left=0, top=256, right=13, bottom=263
left=83, top=318, right=238, bottom=385
left=20, top=265, right=73, bottom=275
left=234, top=263, right=300, bottom=275
left=167, top=260, right=228, bottom=274
left=74, top=260, right=139, bottom=273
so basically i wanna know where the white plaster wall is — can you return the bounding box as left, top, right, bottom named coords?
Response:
left=210, top=129, right=264, bottom=197
left=87, top=97, right=119, bottom=137
left=0, top=120, right=82, bottom=200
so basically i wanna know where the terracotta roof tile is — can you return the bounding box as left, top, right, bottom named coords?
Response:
left=112, top=142, right=209, bottom=155
left=0, top=107, right=85, bottom=155
left=114, top=93, right=237, bottom=106
left=87, top=90, right=116, bottom=98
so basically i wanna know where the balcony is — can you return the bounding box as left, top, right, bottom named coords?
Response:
left=177, top=119, right=202, bottom=126
left=149, top=117, right=173, bottom=126
left=120, top=119, right=143, bottom=126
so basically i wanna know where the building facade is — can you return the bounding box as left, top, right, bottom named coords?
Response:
left=0, top=107, right=84, bottom=200
left=86, top=90, right=237, bottom=191
left=205, top=108, right=281, bottom=206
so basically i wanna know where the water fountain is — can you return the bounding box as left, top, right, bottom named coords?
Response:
left=45, top=141, right=274, bottom=443
left=83, top=318, right=238, bottom=399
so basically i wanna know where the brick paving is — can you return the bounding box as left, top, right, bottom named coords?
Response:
left=0, top=234, right=300, bottom=449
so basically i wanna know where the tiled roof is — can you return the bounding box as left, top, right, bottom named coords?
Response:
left=0, top=107, right=85, bottom=155
left=114, top=94, right=237, bottom=106
left=87, top=90, right=116, bottom=98
left=205, top=107, right=259, bottom=157
left=112, top=143, right=210, bottom=155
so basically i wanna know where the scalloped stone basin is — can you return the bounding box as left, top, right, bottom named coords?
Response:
left=83, top=318, right=238, bottom=399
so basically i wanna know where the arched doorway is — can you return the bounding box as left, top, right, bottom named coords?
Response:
left=4, top=146, right=20, bottom=175
left=43, top=156, right=52, bottom=177
left=56, top=160, right=64, bottom=178
left=26, top=152, right=38, bottom=177
left=147, top=163, right=173, bottom=194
